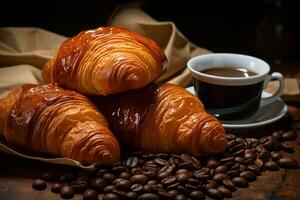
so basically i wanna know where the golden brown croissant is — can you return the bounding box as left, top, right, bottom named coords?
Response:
left=42, top=26, right=167, bottom=95
left=91, top=83, right=227, bottom=156
left=0, top=84, right=120, bottom=165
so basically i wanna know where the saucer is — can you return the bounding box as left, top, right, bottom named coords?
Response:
left=185, top=86, right=288, bottom=130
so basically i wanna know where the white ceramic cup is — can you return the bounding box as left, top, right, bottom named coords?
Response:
left=187, top=53, right=284, bottom=120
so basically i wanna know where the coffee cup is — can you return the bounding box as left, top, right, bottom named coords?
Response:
left=187, top=53, right=284, bottom=120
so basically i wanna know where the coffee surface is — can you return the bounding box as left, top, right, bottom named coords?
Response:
left=202, top=67, right=257, bottom=78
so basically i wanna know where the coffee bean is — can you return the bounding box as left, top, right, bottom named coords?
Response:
left=143, top=164, right=159, bottom=172
left=157, top=153, right=169, bottom=159
left=130, top=184, right=143, bottom=192
left=232, top=149, right=245, bottom=157
left=104, top=185, right=116, bottom=193
left=167, top=182, right=180, bottom=190
left=244, top=150, right=257, bottom=161
left=178, top=162, right=193, bottom=169
left=217, top=186, right=232, bottom=198
left=193, top=168, right=209, bottom=178
left=130, top=174, right=148, bottom=185
left=239, top=164, right=247, bottom=172
left=177, top=185, right=190, bottom=194
left=97, top=169, right=110, bottom=177
left=131, top=167, right=143, bottom=175
left=231, top=163, right=240, bottom=170
left=112, top=166, right=127, bottom=175
left=103, top=193, right=120, bottom=200
left=126, top=191, right=138, bottom=200
left=42, top=172, right=59, bottom=182
left=213, top=173, right=229, bottom=183
left=51, top=183, right=61, bottom=193
left=158, top=191, right=173, bottom=199
left=240, top=170, right=256, bottom=182
left=126, top=157, right=139, bottom=168
left=226, top=134, right=236, bottom=140
left=83, top=189, right=98, bottom=200
left=227, top=170, right=240, bottom=177
left=204, top=180, right=218, bottom=191
left=280, top=142, right=295, bottom=153
left=32, top=179, right=47, bottom=191
left=176, top=172, right=188, bottom=183
left=232, top=177, right=248, bottom=188
left=60, top=172, right=77, bottom=183
left=282, top=131, right=297, bottom=141
left=272, top=131, right=283, bottom=140
left=168, top=190, right=178, bottom=197
left=147, top=180, right=158, bottom=186
left=102, top=173, right=116, bottom=184
left=60, top=185, right=75, bottom=199
left=91, top=178, right=107, bottom=192
left=187, top=178, right=201, bottom=185
left=142, top=153, right=157, bottom=160
left=222, top=179, right=236, bottom=191
left=214, top=165, right=228, bottom=174
left=191, top=156, right=201, bottom=168
left=142, top=184, right=153, bottom=193
left=115, top=179, right=132, bottom=191
left=70, top=180, right=88, bottom=193
left=264, top=161, right=279, bottom=171
left=220, top=156, right=234, bottom=163
left=161, top=176, right=176, bottom=185
left=139, top=193, right=160, bottom=200
left=271, top=152, right=283, bottom=161
left=254, top=159, right=263, bottom=169
left=157, top=171, right=171, bottom=180
left=207, top=188, right=222, bottom=199
left=263, top=136, right=280, bottom=151
left=154, top=158, right=169, bottom=166
left=190, top=190, right=204, bottom=200
left=143, top=170, right=157, bottom=179
left=205, top=158, right=220, bottom=168
left=158, top=165, right=174, bottom=175
left=278, top=158, right=299, bottom=169
left=119, top=172, right=131, bottom=179
left=175, top=194, right=187, bottom=200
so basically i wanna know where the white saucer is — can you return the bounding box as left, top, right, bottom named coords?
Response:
left=186, top=86, right=288, bottom=130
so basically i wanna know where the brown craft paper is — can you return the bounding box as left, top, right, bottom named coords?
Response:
left=0, top=8, right=299, bottom=169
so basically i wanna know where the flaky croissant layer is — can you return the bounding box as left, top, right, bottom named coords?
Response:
left=42, top=26, right=168, bottom=95
left=92, top=83, right=227, bottom=156
left=0, top=84, right=120, bottom=165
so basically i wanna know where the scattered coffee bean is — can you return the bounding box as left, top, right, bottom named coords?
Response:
left=130, top=174, right=148, bottom=185
left=240, top=170, right=256, bottom=182
left=154, top=158, right=168, bottom=166
left=215, top=165, right=228, bottom=174
left=83, top=189, right=98, bottom=200
left=280, top=142, right=295, bottom=153
left=190, top=190, right=204, bottom=200
left=104, top=185, right=116, bottom=193
left=96, top=169, right=110, bottom=177
left=222, top=179, right=236, bottom=191
left=42, top=172, right=59, bottom=182
left=103, top=193, right=120, bottom=200
left=60, top=185, right=75, bottom=199
left=217, top=186, right=232, bottom=198
left=91, top=178, right=107, bottom=192
left=143, top=170, right=157, bottom=179
left=264, top=161, right=279, bottom=171
left=176, top=172, right=188, bottom=183
left=139, top=193, right=160, bottom=200
left=126, top=191, right=138, bottom=200
left=271, top=152, right=283, bottom=161
left=213, top=173, right=229, bottom=183
left=205, top=158, right=220, bottom=168
left=126, top=157, right=139, bottom=168
left=232, top=177, right=249, bottom=188
left=70, top=180, right=88, bottom=193
left=115, top=179, right=132, bottom=191
left=32, top=179, right=47, bottom=191
left=119, top=172, right=131, bottom=179
left=175, top=194, right=187, bottom=200
left=130, top=184, right=143, bottom=192
left=278, top=158, right=299, bottom=169
left=51, top=183, right=61, bottom=193
left=168, top=190, right=178, bottom=197
left=158, top=190, right=173, bottom=199
left=207, top=188, right=222, bottom=199
left=282, top=131, right=297, bottom=141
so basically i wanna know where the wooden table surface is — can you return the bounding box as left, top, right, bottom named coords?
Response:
left=0, top=106, right=300, bottom=200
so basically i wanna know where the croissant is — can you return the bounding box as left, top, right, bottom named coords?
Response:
left=0, top=84, right=120, bottom=165
left=91, top=83, right=227, bottom=156
left=42, top=26, right=167, bottom=95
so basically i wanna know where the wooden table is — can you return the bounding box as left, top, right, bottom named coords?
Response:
left=0, top=107, right=300, bottom=200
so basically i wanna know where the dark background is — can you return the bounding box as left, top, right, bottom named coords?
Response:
left=1, top=0, right=299, bottom=66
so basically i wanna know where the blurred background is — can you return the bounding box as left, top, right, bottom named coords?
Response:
left=1, top=0, right=299, bottom=72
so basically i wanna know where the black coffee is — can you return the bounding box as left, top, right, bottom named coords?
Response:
left=202, top=67, right=257, bottom=78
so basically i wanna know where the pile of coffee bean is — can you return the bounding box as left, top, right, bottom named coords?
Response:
left=32, top=129, right=299, bottom=199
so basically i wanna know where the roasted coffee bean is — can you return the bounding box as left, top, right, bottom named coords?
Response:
left=51, top=183, right=62, bottom=193
left=185, top=183, right=198, bottom=191
left=227, top=169, right=240, bottom=177
left=158, top=165, right=174, bottom=175
left=142, top=184, right=153, bottom=193
left=178, top=162, right=193, bottom=169
left=190, top=190, right=204, bottom=200
left=254, top=159, right=263, bottom=169
left=239, top=164, right=247, bottom=172
left=263, top=136, right=280, bottom=151
left=177, top=185, right=190, bottom=194
left=143, top=164, right=159, bottom=171
left=232, top=142, right=245, bottom=151
left=115, top=179, right=131, bottom=191
left=205, top=158, right=220, bottom=168
left=168, top=190, right=178, bottom=197
left=102, top=173, right=116, bottom=184
left=42, top=172, right=59, bottom=182
left=130, top=174, right=148, bottom=185
left=113, top=178, right=124, bottom=184
left=220, top=156, right=234, bottom=163
left=259, top=136, right=268, bottom=144
left=147, top=180, right=158, bottom=186
left=247, top=165, right=260, bottom=173
left=154, top=158, right=168, bottom=166
left=162, top=176, right=177, bottom=185
left=32, top=179, right=47, bottom=191
left=157, top=153, right=169, bottom=159
left=232, top=177, right=248, bottom=188
left=226, top=134, right=236, bottom=140
left=168, top=157, right=180, bottom=165
left=83, top=189, right=98, bottom=200
left=271, top=152, right=283, bottom=161
left=126, top=157, right=139, bottom=168
left=214, top=165, right=228, bottom=174
left=104, top=185, right=116, bottom=193
left=143, top=170, right=157, bottom=179
left=119, top=172, right=131, bottom=179
left=112, top=189, right=127, bottom=197
left=70, top=180, right=88, bottom=193
left=264, top=161, right=279, bottom=171
left=131, top=167, right=143, bottom=175
left=97, top=169, right=110, bottom=177
left=232, top=149, right=245, bottom=157
left=153, top=183, right=164, bottom=192
left=60, top=172, right=77, bottom=183
left=91, top=178, right=107, bottom=192
left=207, top=188, right=222, bottom=199
left=272, top=131, right=283, bottom=140
left=278, top=158, right=299, bottom=169
left=244, top=150, right=257, bottom=161
left=130, top=184, right=143, bottom=192
left=231, top=163, right=240, bottom=170
left=217, top=186, right=232, bottom=198
left=193, top=168, right=209, bottom=178
left=176, top=172, right=188, bottom=183
left=187, top=178, right=201, bottom=185
left=191, top=156, right=201, bottom=168
left=180, top=154, right=192, bottom=162
left=141, top=153, right=157, bottom=160
left=240, top=170, right=256, bottom=182
left=204, top=180, right=218, bottom=191
left=255, top=144, right=264, bottom=152
left=258, top=147, right=271, bottom=161
left=167, top=182, right=180, bottom=190
left=157, top=171, right=171, bottom=180
left=282, top=131, right=297, bottom=141
left=126, top=191, right=138, bottom=200
left=280, top=142, right=295, bottom=153
left=139, top=193, right=160, bottom=200
left=213, top=173, right=229, bottom=183
left=111, top=166, right=127, bottom=175
left=103, top=193, right=120, bottom=200
left=158, top=190, right=173, bottom=199
left=224, top=161, right=234, bottom=168
left=222, top=179, right=236, bottom=191
left=175, top=194, right=187, bottom=200
left=60, top=185, right=75, bottom=199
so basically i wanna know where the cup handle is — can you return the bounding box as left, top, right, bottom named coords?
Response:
left=261, top=72, right=285, bottom=106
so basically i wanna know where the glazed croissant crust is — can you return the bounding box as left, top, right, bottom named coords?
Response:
left=91, top=83, right=227, bottom=156
left=0, top=84, right=120, bottom=165
left=42, top=26, right=167, bottom=95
